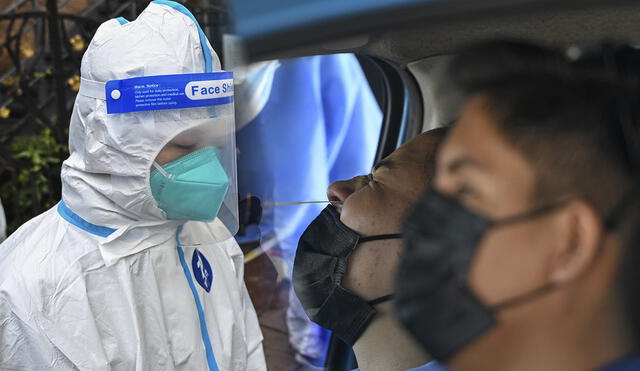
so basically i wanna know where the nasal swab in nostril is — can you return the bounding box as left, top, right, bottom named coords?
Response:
left=261, top=200, right=339, bottom=207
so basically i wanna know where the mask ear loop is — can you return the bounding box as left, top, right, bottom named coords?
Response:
left=359, top=234, right=403, bottom=243
left=152, top=161, right=175, bottom=179
left=350, top=234, right=401, bottom=307
left=368, top=294, right=394, bottom=306
left=492, top=282, right=556, bottom=312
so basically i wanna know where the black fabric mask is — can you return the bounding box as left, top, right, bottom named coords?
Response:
left=293, top=205, right=400, bottom=346
left=394, top=188, right=567, bottom=362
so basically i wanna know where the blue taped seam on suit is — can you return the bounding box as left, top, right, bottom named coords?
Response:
left=152, top=0, right=213, bottom=72
left=175, top=225, right=220, bottom=371
left=57, top=200, right=117, bottom=237
left=116, top=17, right=128, bottom=25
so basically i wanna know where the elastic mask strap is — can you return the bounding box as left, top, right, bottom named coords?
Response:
left=152, top=161, right=175, bottom=179
left=492, top=282, right=556, bottom=312
left=368, top=294, right=394, bottom=306
left=359, top=233, right=402, bottom=243
left=493, top=200, right=568, bottom=228
left=352, top=234, right=399, bottom=307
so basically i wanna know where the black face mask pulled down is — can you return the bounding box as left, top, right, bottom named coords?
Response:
left=293, top=205, right=400, bottom=346
left=394, top=189, right=569, bottom=362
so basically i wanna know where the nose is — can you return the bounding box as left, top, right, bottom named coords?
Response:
left=327, top=179, right=357, bottom=213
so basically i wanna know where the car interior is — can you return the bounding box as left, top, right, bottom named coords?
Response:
left=226, top=0, right=640, bottom=369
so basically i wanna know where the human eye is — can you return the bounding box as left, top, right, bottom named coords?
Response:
left=357, top=174, right=375, bottom=188
left=173, top=142, right=197, bottom=151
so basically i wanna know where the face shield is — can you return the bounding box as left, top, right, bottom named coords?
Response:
left=79, top=71, right=239, bottom=234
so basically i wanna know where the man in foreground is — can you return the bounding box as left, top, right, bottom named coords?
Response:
left=395, top=42, right=640, bottom=371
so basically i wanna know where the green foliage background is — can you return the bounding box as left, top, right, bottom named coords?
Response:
left=0, top=125, right=68, bottom=234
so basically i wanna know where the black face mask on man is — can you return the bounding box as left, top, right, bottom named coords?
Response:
left=293, top=205, right=400, bottom=346
left=394, top=188, right=572, bottom=362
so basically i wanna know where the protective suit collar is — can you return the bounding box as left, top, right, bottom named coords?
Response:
left=60, top=1, right=228, bottom=265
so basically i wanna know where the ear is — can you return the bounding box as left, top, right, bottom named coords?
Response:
left=549, top=200, right=604, bottom=284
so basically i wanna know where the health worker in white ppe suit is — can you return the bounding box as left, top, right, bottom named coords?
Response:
left=0, top=2, right=266, bottom=370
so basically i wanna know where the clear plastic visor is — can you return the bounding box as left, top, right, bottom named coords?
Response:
left=151, top=104, right=238, bottom=234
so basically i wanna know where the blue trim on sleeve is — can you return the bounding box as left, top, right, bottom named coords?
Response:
left=152, top=0, right=213, bottom=72
left=116, top=17, right=129, bottom=25
left=175, top=226, right=220, bottom=371
left=57, top=200, right=117, bottom=238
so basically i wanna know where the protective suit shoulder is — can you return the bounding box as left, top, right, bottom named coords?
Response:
left=0, top=205, right=102, bottom=288
left=0, top=205, right=105, bottom=368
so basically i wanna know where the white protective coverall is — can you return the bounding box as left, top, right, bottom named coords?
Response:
left=0, top=2, right=266, bottom=370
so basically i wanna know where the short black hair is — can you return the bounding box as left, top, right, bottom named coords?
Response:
left=448, top=40, right=637, bottom=219
left=619, top=200, right=640, bottom=349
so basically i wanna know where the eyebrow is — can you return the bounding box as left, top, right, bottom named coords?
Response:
left=373, top=158, right=395, bottom=172
left=446, top=155, right=482, bottom=174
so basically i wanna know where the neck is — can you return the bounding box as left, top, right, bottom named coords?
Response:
left=453, top=243, right=633, bottom=371
left=353, top=303, right=429, bottom=371
left=477, top=306, right=630, bottom=371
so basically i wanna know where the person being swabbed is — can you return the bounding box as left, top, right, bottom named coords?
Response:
left=0, top=2, right=266, bottom=370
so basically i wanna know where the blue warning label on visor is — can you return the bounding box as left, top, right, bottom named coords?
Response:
left=105, top=72, right=234, bottom=114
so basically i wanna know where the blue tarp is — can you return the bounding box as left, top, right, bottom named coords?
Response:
left=236, top=53, right=381, bottom=262
left=235, top=53, right=382, bottom=361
